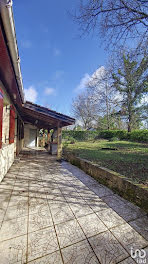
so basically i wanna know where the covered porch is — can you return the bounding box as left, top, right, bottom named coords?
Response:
left=20, top=101, right=75, bottom=159
left=0, top=148, right=147, bottom=263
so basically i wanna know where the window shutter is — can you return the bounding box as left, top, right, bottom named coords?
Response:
left=9, top=105, right=15, bottom=144
left=0, top=88, right=4, bottom=149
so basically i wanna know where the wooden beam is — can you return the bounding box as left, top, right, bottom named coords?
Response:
left=47, top=129, right=51, bottom=144
left=42, top=129, right=45, bottom=147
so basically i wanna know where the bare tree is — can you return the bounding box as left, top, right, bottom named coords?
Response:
left=88, top=66, right=119, bottom=130
left=73, top=0, right=148, bottom=49
left=72, top=91, right=98, bottom=129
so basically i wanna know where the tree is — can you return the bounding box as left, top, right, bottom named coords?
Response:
left=88, top=66, right=119, bottom=130
left=112, top=53, right=148, bottom=132
left=72, top=91, right=98, bottom=129
left=73, top=0, right=148, bottom=49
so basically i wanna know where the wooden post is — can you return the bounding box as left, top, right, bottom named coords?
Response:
left=42, top=129, right=45, bottom=147
left=0, top=88, right=4, bottom=149
left=47, top=129, right=51, bottom=144
left=57, top=124, right=62, bottom=160
left=9, top=105, right=15, bottom=144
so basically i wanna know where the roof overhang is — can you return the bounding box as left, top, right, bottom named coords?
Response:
left=0, top=0, right=24, bottom=105
left=20, top=101, right=75, bottom=129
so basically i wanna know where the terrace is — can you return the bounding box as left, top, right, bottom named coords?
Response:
left=0, top=148, right=147, bottom=263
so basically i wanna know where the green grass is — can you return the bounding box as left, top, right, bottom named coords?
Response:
left=64, top=140, right=148, bottom=186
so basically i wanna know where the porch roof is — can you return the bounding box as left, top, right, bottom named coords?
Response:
left=20, top=101, right=75, bottom=129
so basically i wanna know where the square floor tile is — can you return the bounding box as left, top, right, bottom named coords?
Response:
left=119, top=257, right=137, bottom=263
left=55, top=219, right=85, bottom=248
left=0, top=216, right=27, bottom=242
left=0, top=234, right=27, bottom=264
left=29, top=197, right=48, bottom=215
left=29, top=188, right=46, bottom=199
left=28, top=226, right=59, bottom=262
left=0, top=182, right=14, bottom=190
left=96, top=208, right=126, bottom=229
left=86, top=199, right=109, bottom=212
left=28, top=251, right=63, bottom=264
left=4, top=203, right=28, bottom=221
left=0, top=207, right=6, bottom=222
left=69, top=201, right=93, bottom=218
left=28, top=209, right=53, bottom=233
left=47, top=194, right=67, bottom=206
left=89, top=230, right=129, bottom=264
left=9, top=195, right=28, bottom=208
left=61, top=239, right=99, bottom=264
left=50, top=203, right=74, bottom=225
left=0, top=189, right=12, bottom=209
left=129, top=216, right=148, bottom=241
left=11, top=189, right=28, bottom=197
left=77, top=213, right=107, bottom=238
left=110, top=223, right=148, bottom=253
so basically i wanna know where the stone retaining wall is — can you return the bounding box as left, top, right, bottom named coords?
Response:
left=64, top=151, right=148, bottom=213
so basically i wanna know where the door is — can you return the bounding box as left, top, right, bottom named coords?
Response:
left=29, top=129, right=36, bottom=147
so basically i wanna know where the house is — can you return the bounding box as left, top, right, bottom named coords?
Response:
left=0, top=0, right=75, bottom=182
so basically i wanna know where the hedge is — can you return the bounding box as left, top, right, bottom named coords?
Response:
left=62, top=130, right=148, bottom=143
left=62, top=130, right=98, bottom=141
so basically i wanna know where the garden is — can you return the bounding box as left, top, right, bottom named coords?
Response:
left=63, top=130, right=148, bottom=187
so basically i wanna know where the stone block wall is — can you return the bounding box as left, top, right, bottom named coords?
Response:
left=0, top=143, right=14, bottom=182
left=2, top=106, right=10, bottom=145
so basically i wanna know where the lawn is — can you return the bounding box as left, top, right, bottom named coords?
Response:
left=64, top=140, right=148, bottom=186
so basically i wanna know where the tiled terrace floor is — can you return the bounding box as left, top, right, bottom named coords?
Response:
left=0, top=149, right=148, bottom=264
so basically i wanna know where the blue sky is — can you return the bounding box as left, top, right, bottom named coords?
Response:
left=13, top=0, right=107, bottom=116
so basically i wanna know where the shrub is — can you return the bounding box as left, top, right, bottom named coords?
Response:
left=97, top=129, right=148, bottom=142
left=68, top=137, right=76, bottom=144
left=129, top=130, right=148, bottom=143
left=109, top=137, right=120, bottom=141
left=62, top=130, right=98, bottom=141
left=62, top=129, right=148, bottom=143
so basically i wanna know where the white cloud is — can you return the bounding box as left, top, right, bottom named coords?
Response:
left=75, top=66, right=106, bottom=93
left=24, top=86, right=38, bottom=103
left=44, top=87, right=56, bottom=96
left=53, top=48, right=61, bottom=56
left=89, top=66, right=106, bottom=87
left=75, top=73, right=91, bottom=92
left=21, top=40, right=32, bottom=49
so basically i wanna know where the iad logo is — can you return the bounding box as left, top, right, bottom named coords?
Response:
left=131, top=247, right=147, bottom=263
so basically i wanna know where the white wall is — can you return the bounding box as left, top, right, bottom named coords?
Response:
left=24, top=124, right=39, bottom=147
left=0, top=82, right=24, bottom=182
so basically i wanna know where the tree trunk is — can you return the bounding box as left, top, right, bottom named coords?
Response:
left=128, top=110, right=132, bottom=132
left=105, top=84, right=110, bottom=130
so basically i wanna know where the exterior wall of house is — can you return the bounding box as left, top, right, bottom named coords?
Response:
left=0, top=143, right=14, bottom=182
left=0, top=83, right=24, bottom=182
left=2, top=106, right=10, bottom=144
left=24, top=124, right=39, bottom=148
left=0, top=85, right=14, bottom=181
